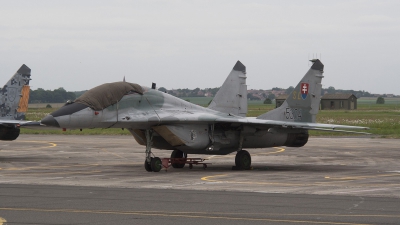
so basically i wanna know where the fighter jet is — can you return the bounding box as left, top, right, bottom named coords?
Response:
left=41, top=60, right=369, bottom=172
left=0, top=65, right=33, bottom=140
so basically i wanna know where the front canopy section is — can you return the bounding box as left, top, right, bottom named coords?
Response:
left=75, top=82, right=143, bottom=110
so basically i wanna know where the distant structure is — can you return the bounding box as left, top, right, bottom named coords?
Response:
left=275, top=93, right=357, bottom=110
left=320, top=93, right=357, bottom=110
left=275, top=95, right=288, bottom=108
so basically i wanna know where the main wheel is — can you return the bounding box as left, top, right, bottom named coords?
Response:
left=144, top=158, right=153, bottom=172
left=235, top=150, right=251, bottom=170
left=151, top=157, right=162, bottom=172
left=171, top=150, right=187, bottom=168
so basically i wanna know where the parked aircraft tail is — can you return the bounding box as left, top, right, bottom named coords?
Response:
left=0, top=64, right=32, bottom=120
left=208, top=61, right=248, bottom=117
left=257, top=59, right=324, bottom=123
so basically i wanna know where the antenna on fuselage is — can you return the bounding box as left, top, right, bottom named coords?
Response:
left=123, top=76, right=126, bottom=82
left=151, top=83, right=156, bottom=89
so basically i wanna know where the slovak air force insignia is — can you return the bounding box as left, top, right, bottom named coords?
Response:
left=300, top=83, right=309, bottom=100
left=8, top=87, right=17, bottom=102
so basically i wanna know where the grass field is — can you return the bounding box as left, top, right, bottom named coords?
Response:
left=22, top=97, right=400, bottom=138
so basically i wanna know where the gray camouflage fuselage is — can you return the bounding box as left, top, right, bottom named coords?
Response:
left=41, top=59, right=368, bottom=156
left=42, top=87, right=293, bottom=155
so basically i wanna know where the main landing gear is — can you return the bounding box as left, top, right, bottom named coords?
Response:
left=234, top=150, right=251, bottom=170
left=144, top=130, right=162, bottom=172
left=170, top=150, right=187, bottom=168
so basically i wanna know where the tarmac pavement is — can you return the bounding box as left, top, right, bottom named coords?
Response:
left=1, top=135, right=399, bottom=224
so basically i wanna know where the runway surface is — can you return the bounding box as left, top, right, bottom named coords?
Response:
left=1, top=135, right=400, bottom=224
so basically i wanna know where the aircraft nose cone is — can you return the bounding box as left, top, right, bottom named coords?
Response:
left=41, top=115, right=60, bottom=127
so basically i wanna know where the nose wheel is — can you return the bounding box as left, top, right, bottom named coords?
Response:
left=143, top=130, right=162, bottom=172
left=144, top=158, right=152, bottom=172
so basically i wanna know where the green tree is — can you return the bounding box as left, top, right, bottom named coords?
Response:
left=158, top=87, right=167, bottom=92
left=29, top=87, right=76, bottom=103
left=247, top=93, right=258, bottom=100
left=327, top=86, right=336, bottom=94
left=267, top=93, right=276, bottom=100
left=285, top=86, right=294, bottom=94
left=264, top=98, right=272, bottom=104
left=376, top=96, right=385, bottom=104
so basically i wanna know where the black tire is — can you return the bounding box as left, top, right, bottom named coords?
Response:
left=235, top=150, right=251, bottom=170
left=151, top=157, right=162, bottom=172
left=171, top=150, right=187, bottom=168
left=0, top=127, right=20, bottom=141
left=144, top=159, right=152, bottom=172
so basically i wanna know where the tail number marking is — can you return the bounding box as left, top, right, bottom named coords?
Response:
left=285, top=108, right=302, bottom=120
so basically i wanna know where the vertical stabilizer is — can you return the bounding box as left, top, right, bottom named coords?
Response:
left=208, top=61, right=247, bottom=116
left=0, top=64, right=32, bottom=120
left=257, top=59, right=324, bottom=123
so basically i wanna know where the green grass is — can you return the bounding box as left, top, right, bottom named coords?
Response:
left=22, top=98, right=400, bottom=138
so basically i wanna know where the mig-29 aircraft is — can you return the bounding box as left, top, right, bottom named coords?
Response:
left=41, top=59, right=369, bottom=172
left=0, top=64, right=33, bottom=141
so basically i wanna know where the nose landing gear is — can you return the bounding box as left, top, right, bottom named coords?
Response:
left=144, top=130, right=162, bottom=172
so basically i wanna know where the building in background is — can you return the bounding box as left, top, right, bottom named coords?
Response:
left=320, top=94, right=357, bottom=110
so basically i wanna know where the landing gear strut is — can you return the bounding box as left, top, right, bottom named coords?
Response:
left=235, top=150, right=251, bottom=170
left=144, top=129, right=161, bottom=172
left=171, top=150, right=187, bottom=168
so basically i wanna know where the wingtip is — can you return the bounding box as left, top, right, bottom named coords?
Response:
left=233, top=60, right=246, bottom=72
left=17, top=64, right=31, bottom=75
left=310, top=59, right=324, bottom=71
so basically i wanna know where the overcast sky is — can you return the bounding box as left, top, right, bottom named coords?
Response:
left=1, top=0, right=399, bottom=94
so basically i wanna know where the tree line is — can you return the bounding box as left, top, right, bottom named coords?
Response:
left=29, top=88, right=76, bottom=103
left=27, top=86, right=382, bottom=103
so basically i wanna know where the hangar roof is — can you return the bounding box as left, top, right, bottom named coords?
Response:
left=321, top=94, right=356, bottom=100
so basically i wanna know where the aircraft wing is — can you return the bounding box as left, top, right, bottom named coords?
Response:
left=0, top=119, right=50, bottom=129
left=215, top=117, right=369, bottom=130
left=0, top=119, right=31, bottom=126
left=154, top=112, right=370, bottom=134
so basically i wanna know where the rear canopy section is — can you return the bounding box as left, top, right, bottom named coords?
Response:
left=75, top=82, right=143, bottom=110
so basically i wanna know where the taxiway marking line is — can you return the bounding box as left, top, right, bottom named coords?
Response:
left=201, top=174, right=309, bottom=186
left=1, top=170, right=103, bottom=176
left=206, top=147, right=285, bottom=160
left=0, top=207, right=372, bottom=225
left=201, top=174, right=400, bottom=187
left=2, top=164, right=100, bottom=171
left=0, top=217, right=6, bottom=225
left=13, top=141, right=57, bottom=150
left=100, top=148, right=127, bottom=159
left=260, top=147, right=285, bottom=155
left=1, top=162, right=142, bottom=173
left=325, top=173, right=400, bottom=181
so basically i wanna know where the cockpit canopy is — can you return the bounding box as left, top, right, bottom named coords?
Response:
left=75, top=82, right=143, bottom=110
